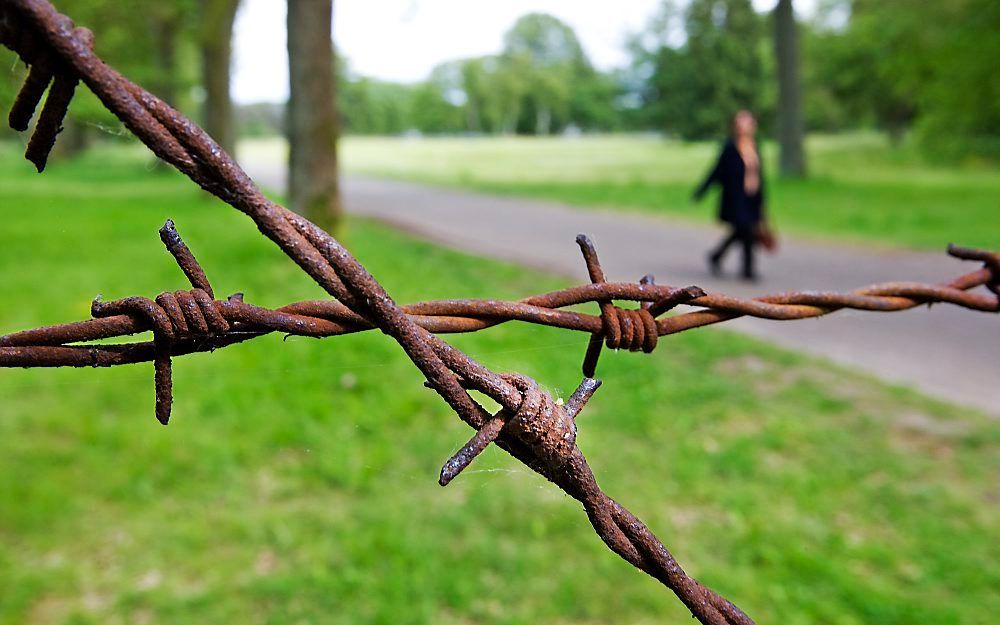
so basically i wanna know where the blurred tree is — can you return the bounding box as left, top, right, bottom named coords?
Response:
left=337, top=62, right=414, bottom=135
left=287, top=0, right=341, bottom=233
left=773, top=0, right=806, bottom=175
left=409, top=63, right=465, bottom=134
left=148, top=3, right=188, bottom=110
left=635, top=0, right=767, bottom=139
left=501, top=13, right=607, bottom=134
left=199, top=0, right=240, bottom=155
left=570, top=70, right=620, bottom=132
left=460, top=55, right=527, bottom=135
left=319, top=12, right=612, bottom=138
left=805, top=1, right=916, bottom=144
left=805, top=0, right=1000, bottom=160
left=914, top=0, right=1000, bottom=160
left=798, top=12, right=852, bottom=132
left=460, top=57, right=488, bottom=133
left=487, top=56, right=529, bottom=134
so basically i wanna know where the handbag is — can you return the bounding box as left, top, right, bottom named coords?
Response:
left=755, top=221, right=778, bottom=253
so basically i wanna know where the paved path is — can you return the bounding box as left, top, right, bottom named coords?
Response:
left=243, top=162, right=998, bottom=415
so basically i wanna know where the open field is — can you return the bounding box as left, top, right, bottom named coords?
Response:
left=1, top=143, right=998, bottom=624
left=330, top=133, right=1000, bottom=251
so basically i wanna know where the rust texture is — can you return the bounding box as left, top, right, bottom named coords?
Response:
left=1, top=2, right=997, bottom=624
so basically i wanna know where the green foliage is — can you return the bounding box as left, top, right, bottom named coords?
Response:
left=335, top=13, right=617, bottom=136
left=334, top=53, right=422, bottom=136
left=502, top=13, right=608, bottom=134
left=334, top=0, right=1000, bottom=160
left=1, top=144, right=998, bottom=624
left=5, top=0, right=996, bottom=162
left=805, top=0, right=1000, bottom=160
left=408, top=81, right=464, bottom=135
left=632, top=0, right=768, bottom=139
left=907, top=0, right=1000, bottom=161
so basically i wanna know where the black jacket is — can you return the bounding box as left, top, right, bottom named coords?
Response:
left=693, top=139, right=764, bottom=227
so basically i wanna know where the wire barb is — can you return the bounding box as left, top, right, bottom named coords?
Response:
left=160, top=219, right=216, bottom=298
left=564, top=377, right=602, bottom=419
left=948, top=243, right=1000, bottom=300
left=1, top=4, right=93, bottom=172
left=87, top=221, right=225, bottom=424
left=8, top=57, right=53, bottom=131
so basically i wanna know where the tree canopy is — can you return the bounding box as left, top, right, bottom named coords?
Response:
left=337, top=2, right=998, bottom=160
left=3, top=1, right=996, bottom=161
left=337, top=12, right=615, bottom=137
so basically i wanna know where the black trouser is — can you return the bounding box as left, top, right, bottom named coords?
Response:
left=711, top=222, right=755, bottom=278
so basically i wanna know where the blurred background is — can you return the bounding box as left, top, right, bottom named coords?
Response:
left=1, top=1, right=998, bottom=624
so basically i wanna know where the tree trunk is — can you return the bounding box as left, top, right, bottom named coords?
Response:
left=149, top=9, right=180, bottom=170
left=536, top=107, right=551, bottom=135
left=200, top=0, right=241, bottom=156
left=466, top=99, right=481, bottom=133
left=151, top=9, right=180, bottom=107
left=774, top=0, right=806, bottom=176
left=287, top=0, right=342, bottom=234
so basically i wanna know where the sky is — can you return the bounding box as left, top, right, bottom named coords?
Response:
left=232, top=0, right=817, bottom=104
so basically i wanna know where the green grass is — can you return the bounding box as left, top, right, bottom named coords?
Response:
left=334, top=133, right=1000, bottom=251
left=1, top=143, right=998, bottom=625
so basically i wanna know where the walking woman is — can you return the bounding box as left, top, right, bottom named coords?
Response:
left=693, top=110, right=767, bottom=281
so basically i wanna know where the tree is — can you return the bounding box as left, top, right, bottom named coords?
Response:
left=327, top=13, right=617, bottom=138
left=458, top=55, right=527, bottom=135
left=287, top=0, right=341, bottom=233
left=773, top=0, right=806, bottom=175
left=501, top=13, right=594, bottom=134
left=819, top=0, right=1000, bottom=159
left=486, top=56, right=528, bottom=134
left=199, top=0, right=241, bottom=155
left=460, top=57, right=488, bottom=132
left=426, top=60, right=467, bottom=132
left=337, top=61, right=414, bottom=135
left=148, top=4, right=187, bottom=110
left=914, top=0, right=1000, bottom=159
left=804, top=6, right=915, bottom=142
left=629, top=0, right=766, bottom=139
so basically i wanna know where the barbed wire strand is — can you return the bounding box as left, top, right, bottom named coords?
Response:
left=1, top=2, right=997, bottom=623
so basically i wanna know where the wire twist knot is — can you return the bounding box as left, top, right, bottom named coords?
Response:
left=85, top=219, right=227, bottom=425
left=500, top=373, right=577, bottom=469
left=437, top=373, right=598, bottom=486
left=91, top=289, right=228, bottom=342
left=575, top=234, right=703, bottom=376
left=599, top=305, right=658, bottom=353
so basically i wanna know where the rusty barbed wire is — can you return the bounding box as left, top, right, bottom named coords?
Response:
left=1, top=226, right=997, bottom=396
left=0, top=2, right=997, bottom=624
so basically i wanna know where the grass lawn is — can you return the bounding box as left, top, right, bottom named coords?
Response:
left=334, top=133, right=1000, bottom=251
left=1, top=142, right=998, bottom=625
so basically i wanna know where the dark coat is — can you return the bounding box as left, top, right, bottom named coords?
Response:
left=693, top=139, right=765, bottom=227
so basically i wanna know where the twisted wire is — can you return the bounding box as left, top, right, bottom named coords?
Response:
left=1, top=2, right=997, bottom=624
left=3, top=240, right=994, bottom=370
